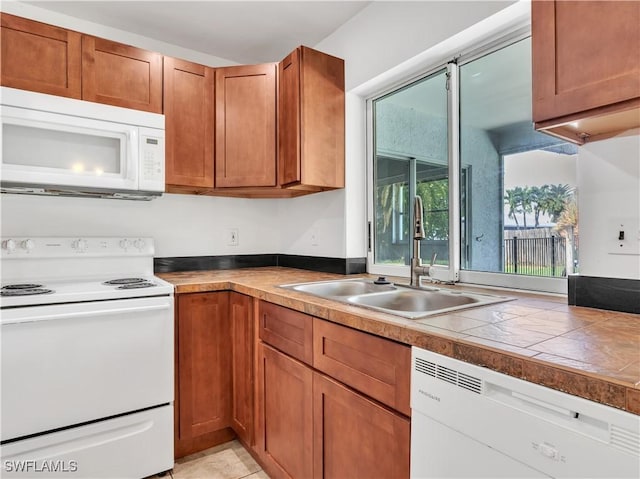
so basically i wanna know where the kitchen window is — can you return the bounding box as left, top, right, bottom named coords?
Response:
left=368, top=36, right=578, bottom=294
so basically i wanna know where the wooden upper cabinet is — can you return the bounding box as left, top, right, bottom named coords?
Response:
left=82, top=36, right=163, bottom=113
left=278, top=49, right=301, bottom=186
left=0, top=13, right=81, bottom=98
left=532, top=0, right=640, bottom=143
left=164, top=57, right=215, bottom=189
left=215, top=64, right=277, bottom=188
left=278, top=46, right=345, bottom=190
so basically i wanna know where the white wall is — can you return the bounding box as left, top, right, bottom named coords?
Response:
left=276, top=190, right=346, bottom=257
left=0, top=193, right=280, bottom=257
left=577, top=131, right=640, bottom=280
left=312, top=1, right=515, bottom=92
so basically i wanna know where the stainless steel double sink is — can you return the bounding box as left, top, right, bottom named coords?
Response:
left=281, top=278, right=512, bottom=320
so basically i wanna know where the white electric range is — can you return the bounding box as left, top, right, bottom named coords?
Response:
left=0, top=237, right=174, bottom=478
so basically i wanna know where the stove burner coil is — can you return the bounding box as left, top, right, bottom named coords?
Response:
left=0, top=288, right=54, bottom=296
left=103, top=278, right=149, bottom=285
left=2, top=283, right=45, bottom=290
left=117, top=283, right=157, bottom=290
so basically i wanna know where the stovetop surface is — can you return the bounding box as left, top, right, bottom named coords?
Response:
left=0, top=275, right=174, bottom=308
left=1, top=236, right=174, bottom=308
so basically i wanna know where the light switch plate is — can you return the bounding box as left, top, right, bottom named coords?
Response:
left=608, top=218, right=640, bottom=255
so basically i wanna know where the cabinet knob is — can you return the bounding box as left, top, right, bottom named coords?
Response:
left=2, top=239, right=17, bottom=252
left=21, top=239, right=35, bottom=251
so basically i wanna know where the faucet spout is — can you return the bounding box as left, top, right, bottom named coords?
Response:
left=410, top=196, right=431, bottom=287
left=413, top=196, right=425, bottom=240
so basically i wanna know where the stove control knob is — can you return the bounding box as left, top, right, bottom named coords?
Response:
left=21, top=239, right=35, bottom=252
left=2, top=239, right=16, bottom=252
left=72, top=239, right=88, bottom=252
left=119, top=239, right=130, bottom=249
left=134, top=239, right=146, bottom=250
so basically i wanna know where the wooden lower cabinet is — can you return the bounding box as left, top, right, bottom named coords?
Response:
left=256, top=343, right=314, bottom=479
left=255, top=300, right=411, bottom=479
left=174, top=294, right=411, bottom=477
left=313, top=373, right=410, bottom=479
left=313, top=318, right=411, bottom=416
left=230, top=292, right=255, bottom=446
left=255, top=341, right=410, bottom=479
left=175, top=292, right=232, bottom=457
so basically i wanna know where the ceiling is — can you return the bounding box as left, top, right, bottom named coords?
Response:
left=26, top=1, right=371, bottom=64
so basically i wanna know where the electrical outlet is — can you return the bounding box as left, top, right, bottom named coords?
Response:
left=228, top=228, right=239, bottom=246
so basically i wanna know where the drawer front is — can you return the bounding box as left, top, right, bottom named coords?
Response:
left=313, top=318, right=411, bottom=416
left=259, top=301, right=313, bottom=366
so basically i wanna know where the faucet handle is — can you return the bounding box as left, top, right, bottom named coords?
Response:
left=430, top=252, right=437, bottom=266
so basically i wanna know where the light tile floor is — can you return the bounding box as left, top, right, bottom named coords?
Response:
left=169, top=440, right=269, bottom=479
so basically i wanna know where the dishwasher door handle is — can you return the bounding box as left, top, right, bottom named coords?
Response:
left=512, top=391, right=578, bottom=418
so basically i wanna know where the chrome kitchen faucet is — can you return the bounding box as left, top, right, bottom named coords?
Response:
left=410, top=196, right=437, bottom=287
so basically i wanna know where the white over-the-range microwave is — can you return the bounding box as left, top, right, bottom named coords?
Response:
left=0, top=87, right=165, bottom=200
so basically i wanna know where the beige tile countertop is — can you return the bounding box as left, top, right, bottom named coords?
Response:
left=159, top=267, right=640, bottom=415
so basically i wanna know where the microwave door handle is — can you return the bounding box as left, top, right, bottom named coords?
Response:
left=126, top=129, right=139, bottom=182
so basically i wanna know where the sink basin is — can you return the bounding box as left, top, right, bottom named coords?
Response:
left=281, top=279, right=512, bottom=319
left=286, top=279, right=396, bottom=297
left=347, top=289, right=499, bottom=319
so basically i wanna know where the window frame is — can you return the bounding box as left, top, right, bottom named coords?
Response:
left=366, top=28, right=569, bottom=295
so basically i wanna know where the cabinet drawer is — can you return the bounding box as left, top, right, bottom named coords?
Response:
left=258, top=302, right=312, bottom=366
left=313, top=319, right=410, bottom=416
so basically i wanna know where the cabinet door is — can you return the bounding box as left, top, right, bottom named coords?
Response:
left=313, top=373, right=410, bottom=479
left=0, top=13, right=81, bottom=98
left=257, top=343, right=313, bottom=479
left=82, top=36, right=162, bottom=113
left=278, top=46, right=345, bottom=189
left=164, top=57, right=214, bottom=188
left=230, top=292, right=254, bottom=445
left=278, top=48, right=301, bottom=186
left=177, top=292, right=231, bottom=440
left=532, top=0, right=640, bottom=123
left=215, top=64, right=277, bottom=187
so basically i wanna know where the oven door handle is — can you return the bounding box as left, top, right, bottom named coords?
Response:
left=1, top=303, right=171, bottom=325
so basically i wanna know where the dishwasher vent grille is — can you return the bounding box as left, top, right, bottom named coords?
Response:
left=610, top=425, right=640, bottom=457
left=415, top=357, right=482, bottom=394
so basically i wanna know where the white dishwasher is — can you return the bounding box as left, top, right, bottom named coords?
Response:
left=411, top=347, right=640, bottom=478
